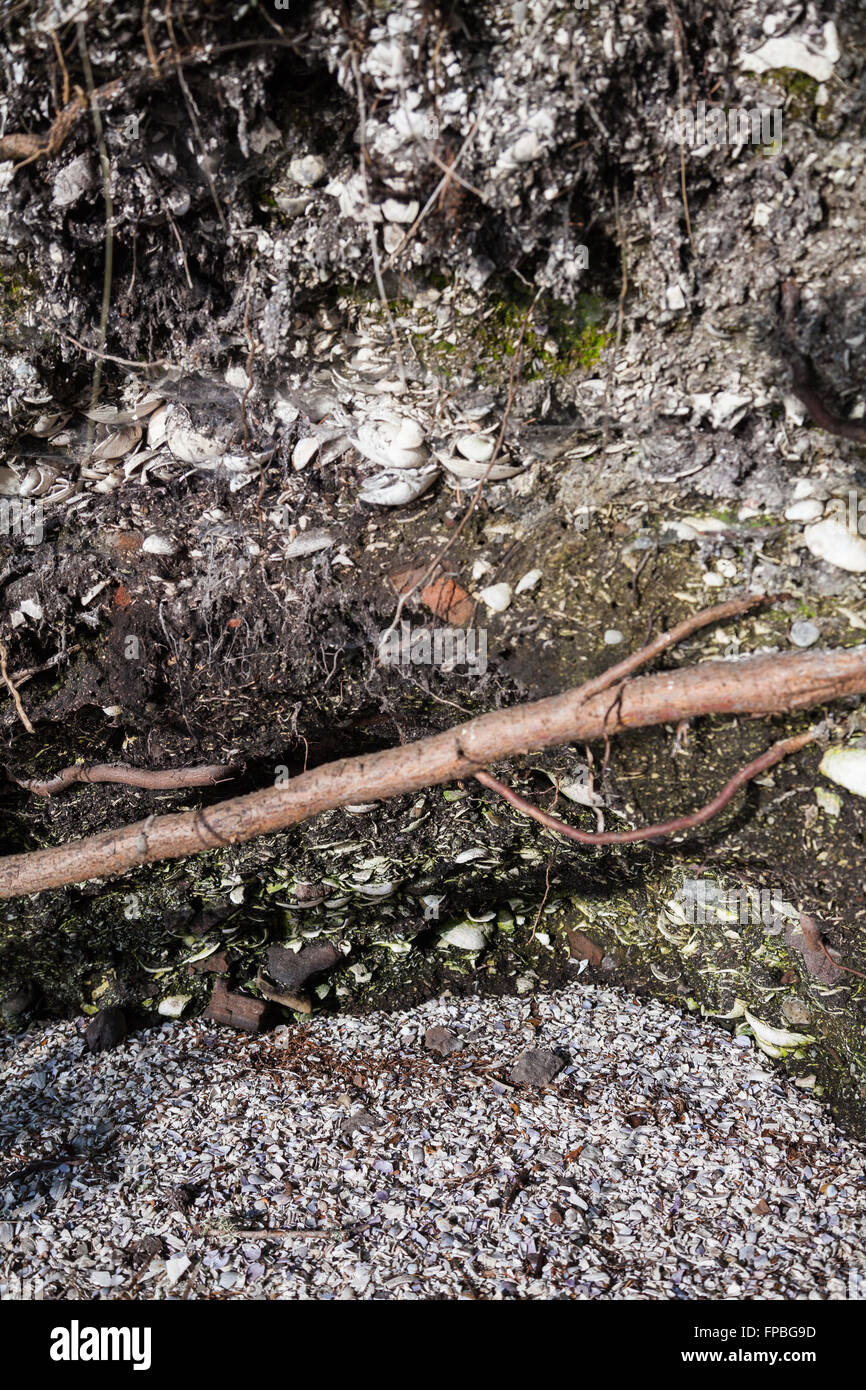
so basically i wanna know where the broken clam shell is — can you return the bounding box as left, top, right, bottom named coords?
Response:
left=358, top=465, right=438, bottom=507
left=165, top=407, right=226, bottom=466
left=439, top=451, right=523, bottom=481
left=292, top=436, right=320, bottom=471
left=353, top=418, right=429, bottom=470
left=90, top=424, right=143, bottom=461
left=456, top=433, right=496, bottom=463
left=147, top=404, right=170, bottom=450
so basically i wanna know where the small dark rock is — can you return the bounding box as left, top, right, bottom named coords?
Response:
left=127, top=1234, right=166, bottom=1269
left=187, top=949, right=230, bottom=975
left=265, top=941, right=341, bottom=993
left=508, top=1047, right=565, bottom=1087
left=167, top=1182, right=201, bottom=1213
left=0, top=983, right=35, bottom=1022
left=340, top=1109, right=382, bottom=1139
left=424, top=1025, right=463, bottom=1056
left=293, top=881, right=328, bottom=904
left=84, top=1006, right=127, bottom=1054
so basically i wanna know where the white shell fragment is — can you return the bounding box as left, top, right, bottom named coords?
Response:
left=743, top=1010, right=815, bottom=1053
left=292, top=436, right=320, bottom=471
left=477, top=582, right=513, bottom=613
left=358, top=466, right=438, bottom=507
left=52, top=154, right=94, bottom=208
left=141, top=535, right=177, bottom=556
left=354, top=418, right=429, bottom=470
left=784, top=499, right=823, bottom=523
left=147, top=403, right=170, bottom=449
left=165, top=407, right=226, bottom=466
left=382, top=198, right=419, bottom=224
left=739, top=22, right=841, bottom=84
left=456, top=433, right=495, bottom=463
left=439, top=453, right=523, bottom=481
left=157, top=994, right=191, bottom=1018
left=819, top=746, right=866, bottom=800
left=439, top=923, right=488, bottom=951
left=90, top=425, right=143, bottom=461
left=289, top=155, right=327, bottom=187
left=803, top=518, right=866, bottom=573
left=515, top=568, right=542, bottom=594
left=283, top=531, right=334, bottom=559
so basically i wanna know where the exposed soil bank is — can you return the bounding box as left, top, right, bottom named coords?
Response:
left=1, top=2, right=865, bottom=1132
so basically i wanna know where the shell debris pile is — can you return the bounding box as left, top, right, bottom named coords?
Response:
left=2, top=981, right=865, bottom=1301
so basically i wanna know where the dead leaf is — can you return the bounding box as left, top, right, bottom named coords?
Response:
left=420, top=575, right=475, bottom=626
left=784, top=914, right=846, bottom=985
left=566, top=928, right=604, bottom=967
left=388, top=565, right=475, bottom=625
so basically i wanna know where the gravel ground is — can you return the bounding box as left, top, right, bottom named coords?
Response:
left=2, top=983, right=866, bottom=1301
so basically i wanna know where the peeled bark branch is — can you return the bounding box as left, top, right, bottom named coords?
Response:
left=0, top=642, right=864, bottom=901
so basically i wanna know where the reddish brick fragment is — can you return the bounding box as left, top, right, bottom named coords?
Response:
left=204, top=979, right=268, bottom=1033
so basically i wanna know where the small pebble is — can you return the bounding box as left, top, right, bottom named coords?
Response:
left=509, top=1048, right=565, bottom=1087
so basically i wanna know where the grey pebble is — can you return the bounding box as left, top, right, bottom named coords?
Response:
left=509, top=1047, right=565, bottom=1086
left=424, top=1026, right=463, bottom=1056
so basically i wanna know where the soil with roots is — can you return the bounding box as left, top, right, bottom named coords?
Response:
left=1, top=1, right=866, bottom=1132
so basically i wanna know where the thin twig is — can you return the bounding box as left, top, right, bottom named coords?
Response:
left=49, top=27, right=70, bottom=107
left=2, top=645, right=82, bottom=690
left=38, top=320, right=174, bottom=370
left=570, top=591, right=774, bottom=712
left=382, top=118, right=481, bottom=270
left=529, top=863, right=552, bottom=944
left=0, top=641, right=35, bottom=734
left=816, top=937, right=866, bottom=981
left=76, top=19, right=114, bottom=420
left=142, top=0, right=161, bottom=78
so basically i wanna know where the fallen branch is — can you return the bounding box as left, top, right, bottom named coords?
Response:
left=12, top=762, right=240, bottom=798
left=0, top=627, right=864, bottom=898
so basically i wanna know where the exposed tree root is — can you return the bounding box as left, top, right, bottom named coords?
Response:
left=474, top=731, right=815, bottom=846
left=13, top=762, right=240, bottom=798
left=0, top=590, right=863, bottom=899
